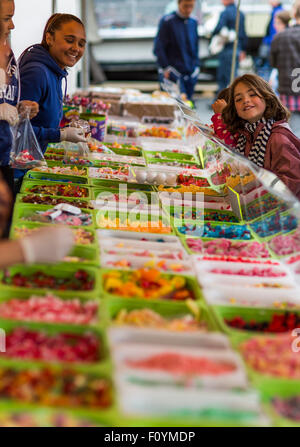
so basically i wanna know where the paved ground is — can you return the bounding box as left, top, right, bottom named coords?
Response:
left=194, top=95, right=214, bottom=126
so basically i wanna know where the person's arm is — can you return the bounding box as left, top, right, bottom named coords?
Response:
left=0, top=226, right=75, bottom=269
left=212, top=10, right=227, bottom=37
left=211, top=113, right=238, bottom=147
left=238, top=13, right=248, bottom=52
left=0, top=239, right=25, bottom=269
left=19, top=65, right=61, bottom=143
left=269, top=133, right=300, bottom=200
left=0, top=173, right=12, bottom=238
left=153, top=18, right=170, bottom=69
left=195, top=21, right=200, bottom=69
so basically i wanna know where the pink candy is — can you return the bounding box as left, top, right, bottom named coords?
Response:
left=210, top=267, right=286, bottom=277
left=270, top=229, right=300, bottom=256
left=187, top=238, right=270, bottom=258
left=0, top=294, right=98, bottom=325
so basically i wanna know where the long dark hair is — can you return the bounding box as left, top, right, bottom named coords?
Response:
left=41, top=13, right=85, bottom=51
left=222, top=74, right=290, bottom=134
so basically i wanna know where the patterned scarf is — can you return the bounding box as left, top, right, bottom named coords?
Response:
left=235, top=117, right=275, bottom=168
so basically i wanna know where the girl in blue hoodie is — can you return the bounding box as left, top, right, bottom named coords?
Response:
left=18, top=13, right=87, bottom=158
left=0, top=0, right=38, bottom=192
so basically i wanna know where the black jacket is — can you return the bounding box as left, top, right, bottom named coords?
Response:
left=270, top=25, right=300, bottom=95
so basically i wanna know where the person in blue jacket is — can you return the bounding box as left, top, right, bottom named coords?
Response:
left=0, top=0, right=38, bottom=193
left=153, top=0, right=200, bottom=101
left=18, top=14, right=87, bottom=160
left=256, top=1, right=283, bottom=79
left=212, top=0, right=248, bottom=98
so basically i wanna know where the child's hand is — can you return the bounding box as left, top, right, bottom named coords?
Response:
left=18, top=101, right=39, bottom=119
left=212, top=99, right=227, bottom=114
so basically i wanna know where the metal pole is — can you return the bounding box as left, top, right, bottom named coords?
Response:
left=81, top=0, right=90, bottom=89
left=52, top=0, right=57, bottom=14
left=230, top=0, right=241, bottom=84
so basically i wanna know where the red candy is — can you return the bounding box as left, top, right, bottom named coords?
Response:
left=226, top=312, right=300, bottom=333
left=2, top=328, right=100, bottom=363
left=2, top=270, right=95, bottom=291
left=126, top=352, right=236, bottom=375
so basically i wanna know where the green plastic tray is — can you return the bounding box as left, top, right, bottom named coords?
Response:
left=0, top=318, right=109, bottom=373
left=95, top=206, right=171, bottom=231
left=16, top=193, right=93, bottom=211
left=103, top=142, right=143, bottom=157
left=106, top=297, right=217, bottom=331
left=10, top=221, right=98, bottom=252
left=20, top=179, right=93, bottom=199
left=24, top=170, right=90, bottom=185
left=0, top=264, right=102, bottom=300
left=144, top=150, right=198, bottom=163
left=172, top=219, right=255, bottom=241
left=179, top=234, right=273, bottom=259
left=90, top=178, right=154, bottom=191
left=146, top=157, right=200, bottom=169
left=45, top=146, right=65, bottom=155
left=230, top=336, right=300, bottom=397
left=100, top=268, right=203, bottom=305
left=260, top=387, right=300, bottom=427
left=0, top=359, right=115, bottom=414
left=241, top=193, right=286, bottom=221
left=92, top=186, right=159, bottom=206
left=0, top=288, right=104, bottom=329
left=171, top=206, right=241, bottom=223
left=0, top=400, right=119, bottom=426
left=12, top=204, right=96, bottom=230
left=212, top=305, right=300, bottom=342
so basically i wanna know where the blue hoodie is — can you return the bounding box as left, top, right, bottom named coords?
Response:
left=18, top=44, right=68, bottom=154
left=153, top=11, right=199, bottom=76
left=263, top=3, right=284, bottom=46
left=0, top=51, right=19, bottom=166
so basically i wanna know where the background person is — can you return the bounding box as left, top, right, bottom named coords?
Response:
left=0, top=0, right=38, bottom=193
left=18, top=13, right=87, bottom=157
left=211, top=0, right=248, bottom=99
left=153, top=0, right=200, bottom=102
left=270, top=1, right=300, bottom=137
left=268, top=10, right=291, bottom=95
left=255, top=1, right=283, bottom=80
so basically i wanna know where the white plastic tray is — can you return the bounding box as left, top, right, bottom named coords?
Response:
left=97, top=229, right=181, bottom=245
left=101, top=253, right=193, bottom=274
left=111, top=343, right=248, bottom=390
left=203, top=285, right=300, bottom=308
left=194, top=260, right=295, bottom=287
left=116, top=382, right=270, bottom=425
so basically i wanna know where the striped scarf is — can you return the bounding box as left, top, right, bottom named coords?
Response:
left=235, top=118, right=275, bottom=168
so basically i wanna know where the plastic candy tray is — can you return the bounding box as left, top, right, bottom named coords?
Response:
left=20, top=180, right=93, bottom=199
left=0, top=264, right=101, bottom=300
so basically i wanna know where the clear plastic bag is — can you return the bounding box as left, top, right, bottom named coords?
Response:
left=10, top=108, right=47, bottom=170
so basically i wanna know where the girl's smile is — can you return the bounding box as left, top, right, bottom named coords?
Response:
left=46, top=21, right=86, bottom=69
left=234, top=82, right=266, bottom=123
